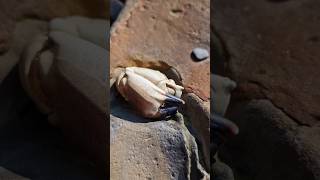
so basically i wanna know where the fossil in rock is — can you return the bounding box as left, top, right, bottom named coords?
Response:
left=115, top=67, right=185, bottom=119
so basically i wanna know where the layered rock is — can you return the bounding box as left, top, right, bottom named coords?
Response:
left=213, top=0, right=320, bottom=179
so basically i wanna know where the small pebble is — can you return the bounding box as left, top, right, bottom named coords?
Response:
left=192, top=48, right=209, bottom=61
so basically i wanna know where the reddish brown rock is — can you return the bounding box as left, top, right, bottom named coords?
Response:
left=110, top=0, right=211, bottom=178
left=213, top=0, right=320, bottom=179
left=110, top=0, right=210, bottom=101
left=213, top=0, right=320, bottom=126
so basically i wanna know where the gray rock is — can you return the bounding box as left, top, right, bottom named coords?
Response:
left=220, top=100, right=320, bottom=180
left=110, top=86, right=209, bottom=180
left=110, top=114, right=209, bottom=180
left=192, top=48, right=209, bottom=61
left=212, top=159, right=235, bottom=180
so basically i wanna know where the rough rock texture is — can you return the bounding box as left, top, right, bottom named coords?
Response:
left=213, top=0, right=320, bottom=126
left=182, top=93, right=210, bottom=169
left=110, top=0, right=210, bottom=101
left=213, top=0, right=320, bottom=179
left=110, top=93, right=209, bottom=179
left=222, top=100, right=320, bottom=180
left=110, top=0, right=210, bottom=179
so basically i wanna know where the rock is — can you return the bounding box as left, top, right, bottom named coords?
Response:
left=110, top=112, right=209, bottom=180
left=214, top=1, right=320, bottom=179
left=0, top=167, right=29, bottom=180
left=221, top=100, right=320, bottom=180
left=213, top=0, right=320, bottom=126
left=192, top=48, right=209, bottom=61
left=110, top=0, right=211, bottom=178
left=110, top=90, right=210, bottom=179
left=110, top=0, right=210, bottom=101
left=182, top=93, right=210, bottom=169
left=212, top=159, right=235, bottom=180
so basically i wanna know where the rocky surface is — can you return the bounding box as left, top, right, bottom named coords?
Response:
left=213, top=0, right=320, bottom=179
left=213, top=0, right=320, bottom=126
left=110, top=112, right=209, bottom=179
left=110, top=0, right=210, bottom=101
left=222, top=100, right=320, bottom=180
left=110, top=0, right=210, bottom=179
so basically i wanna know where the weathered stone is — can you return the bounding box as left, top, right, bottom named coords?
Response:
left=110, top=0, right=210, bottom=178
left=110, top=108, right=209, bottom=179
left=110, top=0, right=210, bottom=101
left=214, top=1, right=320, bottom=179
left=221, top=100, right=320, bottom=180
left=213, top=0, right=320, bottom=126
left=182, top=93, right=210, bottom=169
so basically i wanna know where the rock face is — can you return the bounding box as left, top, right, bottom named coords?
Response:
left=213, top=0, right=320, bottom=126
left=213, top=0, right=320, bottom=179
left=110, top=0, right=210, bottom=179
left=223, top=100, right=320, bottom=180
left=110, top=114, right=208, bottom=180
left=110, top=0, right=210, bottom=101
